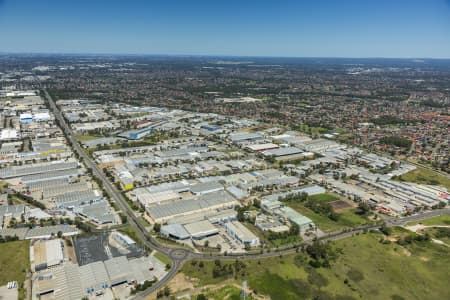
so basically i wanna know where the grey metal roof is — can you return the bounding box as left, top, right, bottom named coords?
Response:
left=55, top=190, right=101, bottom=208
left=75, top=201, right=116, bottom=224
left=0, top=204, right=25, bottom=217
left=161, top=223, right=190, bottom=239
left=229, top=132, right=263, bottom=142
left=22, top=169, right=79, bottom=184
left=146, top=191, right=236, bottom=220
left=0, top=161, right=78, bottom=179
left=190, top=181, right=223, bottom=194
left=263, top=146, right=303, bottom=157
left=104, top=256, right=131, bottom=285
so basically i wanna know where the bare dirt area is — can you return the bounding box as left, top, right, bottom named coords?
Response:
left=329, top=200, right=354, bottom=211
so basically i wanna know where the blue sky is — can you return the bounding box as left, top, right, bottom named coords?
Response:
left=0, top=0, right=449, bottom=58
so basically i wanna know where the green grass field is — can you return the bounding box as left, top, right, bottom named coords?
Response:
left=119, top=226, right=140, bottom=243
left=0, top=241, right=30, bottom=298
left=286, top=193, right=370, bottom=232
left=407, top=214, right=450, bottom=226
left=181, top=231, right=450, bottom=300
left=308, top=193, right=341, bottom=203
left=154, top=251, right=172, bottom=267
left=198, top=285, right=254, bottom=300
left=395, top=167, right=450, bottom=190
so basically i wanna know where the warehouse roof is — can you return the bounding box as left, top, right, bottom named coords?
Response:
left=278, top=207, right=313, bottom=227
left=146, top=191, right=237, bottom=220
left=22, top=169, right=79, bottom=184
left=229, top=132, right=263, bottom=142
left=0, top=161, right=78, bottom=179
left=75, top=201, right=116, bottom=224
left=262, top=147, right=303, bottom=157
left=55, top=190, right=101, bottom=208
left=0, top=204, right=25, bottom=217
left=183, top=220, right=218, bottom=238
left=161, top=223, right=190, bottom=240
left=225, top=221, right=258, bottom=242
left=190, top=181, right=224, bottom=194
left=104, top=256, right=131, bottom=285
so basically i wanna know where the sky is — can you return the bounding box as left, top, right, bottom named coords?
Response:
left=0, top=0, right=450, bottom=58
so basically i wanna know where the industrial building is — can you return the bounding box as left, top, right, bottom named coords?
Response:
left=118, top=121, right=167, bottom=140
left=0, top=160, right=79, bottom=179
left=30, top=239, right=64, bottom=271
left=262, top=146, right=303, bottom=158
left=145, top=191, right=238, bottom=223
left=224, top=221, right=260, bottom=247
left=276, top=206, right=314, bottom=232
left=33, top=255, right=158, bottom=300
left=0, top=225, right=79, bottom=240
left=229, top=132, right=264, bottom=144
left=183, top=220, right=219, bottom=239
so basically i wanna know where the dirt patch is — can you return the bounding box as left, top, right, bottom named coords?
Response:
left=168, top=273, right=197, bottom=293
left=329, top=200, right=353, bottom=211
left=402, top=248, right=411, bottom=257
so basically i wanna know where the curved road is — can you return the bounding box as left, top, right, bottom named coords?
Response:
left=43, top=90, right=450, bottom=299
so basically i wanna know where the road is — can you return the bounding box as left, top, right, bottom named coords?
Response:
left=43, top=90, right=450, bottom=299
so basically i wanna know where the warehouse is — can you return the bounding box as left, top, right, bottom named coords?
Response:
left=30, top=239, right=64, bottom=271
left=262, top=146, right=303, bottom=157
left=183, top=220, right=219, bottom=239
left=33, top=255, right=158, bottom=299
left=160, top=223, right=190, bottom=240
left=19, top=112, right=33, bottom=123
left=190, top=181, right=224, bottom=195
left=74, top=201, right=116, bottom=224
left=229, top=132, right=264, bottom=144
left=55, top=189, right=102, bottom=209
left=224, top=221, right=260, bottom=247
left=104, top=256, right=131, bottom=286
left=111, top=231, right=136, bottom=247
left=0, top=225, right=79, bottom=240
left=145, top=191, right=238, bottom=223
left=119, top=126, right=155, bottom=140
left=0, top=161, right=78, bottom=179
left=25, top=225, right=79, bottom=240
left=0, top=204, right=25, bottom=219
left=262, top=185, right=326, bottom=202
left=245, top=143, right=279, bottom=152
left=21, top=169, right=80, bottom=185
left=33, top=111, right=51, bottom=122
left=0, top=128, right=19, bottom=141
left=133, top=188, right=182, bottom=206
left=276, top=206, right=314, bottom=232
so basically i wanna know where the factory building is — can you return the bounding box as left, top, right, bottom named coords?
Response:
left=30, top=239, right=64, bottom=271
left=183, top=220, right=219, bottom=240
left=229, top=132, right=264, bottom=145
left=224, top=221, right=260, bottom=247
left=145, top=191, right=238, bottom=223
left=33, top=255, right=156, bottom=299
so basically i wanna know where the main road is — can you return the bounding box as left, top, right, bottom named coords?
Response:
left=43, top=90, right=450, bottom=299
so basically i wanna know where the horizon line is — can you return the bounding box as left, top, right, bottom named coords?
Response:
left=1, top=51, right=450, bottom=60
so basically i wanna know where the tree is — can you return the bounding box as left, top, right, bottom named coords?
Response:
left=355, top=202, right=371, bottom=215
left=289, top=223, right=300, bottom=236
left=197, top=294, right=208, bottom=300
left=163, top=286, right=171, bottom=297
left=153, top=223, right=161, bottom=233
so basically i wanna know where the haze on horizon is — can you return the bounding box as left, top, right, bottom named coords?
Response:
left=1, top=0, right=450, bottom=58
